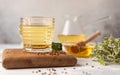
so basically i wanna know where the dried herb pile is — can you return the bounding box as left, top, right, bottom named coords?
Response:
left=91, top=36, right=120, bottom=65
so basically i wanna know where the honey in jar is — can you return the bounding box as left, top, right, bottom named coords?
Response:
left=64, top=44, right=94, bottom=57
left=58, top=34, right=94, bottom=57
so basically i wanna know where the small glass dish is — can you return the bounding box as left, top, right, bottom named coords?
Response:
left=58, top=34, right=94, bottom=57
left=63, top=43, right=94, bottom=57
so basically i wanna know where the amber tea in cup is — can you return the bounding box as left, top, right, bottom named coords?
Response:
left=20, top=16, right=54, bottom=52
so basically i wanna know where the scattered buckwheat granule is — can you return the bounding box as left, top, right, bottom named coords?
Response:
left=38, top=70, right=41, bottom=72
left=82, top=71, right=85, bottom=74
left=53, top=72, right=57, bottom=74
left=32, top=71, right=34, bottom=73
left=86, top=63, right=88, bottom=65
left=36, top=71, right=38, bottom=73
left=82, top=71, right=91, bottom=75
left=41, top=72, right=47, bottom=75
left=48, top=68, right=51, bottom=71
left=85, top=72, right=88, bottom=75
left=52, top=68, right=56, bottom=71
left=65, top=72, right=67, bottom=74
left=64, top=68, right=66, bottom=70
left=73, top=67, right=76, bottom=69
left=91, top=66, right=94, bottom=68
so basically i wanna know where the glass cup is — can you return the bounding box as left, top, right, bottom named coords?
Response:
left=20, top=16, right=55, bottom=52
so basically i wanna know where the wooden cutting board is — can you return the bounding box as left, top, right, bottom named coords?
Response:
left=2, top=49, right=77, bottom=69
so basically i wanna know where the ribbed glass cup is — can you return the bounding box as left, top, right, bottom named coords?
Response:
left=20, top=16, right=55, bottom=52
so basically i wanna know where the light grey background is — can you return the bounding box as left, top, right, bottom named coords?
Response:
left=0, top=0, right=120, bottom=44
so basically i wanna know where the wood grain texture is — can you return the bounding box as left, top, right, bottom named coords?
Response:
left=2, top=49, right=77, bottom=69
